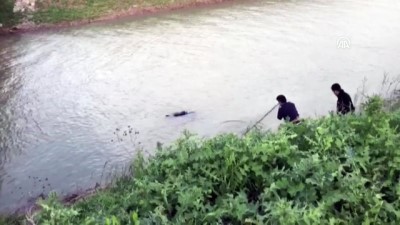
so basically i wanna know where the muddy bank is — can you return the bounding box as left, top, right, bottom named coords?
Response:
left=0, top=0, right=234, bottom=35
left=5, top=183, right=106, bottom=217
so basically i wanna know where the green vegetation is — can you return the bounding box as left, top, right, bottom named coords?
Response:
left=3, top=96, right=400, bottom=224
left=0, top=0, right=21, bottom=27
left=32, top=0, right=186, bottom=24
left=0, top=0, right=193, bottom=27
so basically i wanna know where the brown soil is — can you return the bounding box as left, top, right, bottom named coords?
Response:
left=11, top=182, right=105, bottom=216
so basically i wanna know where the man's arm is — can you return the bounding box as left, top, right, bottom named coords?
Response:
left=337, top=93, right=348, bottom=114
left=277, top=107, right=283, bottom=120
left=336, top=100, right=341, bottom=114
left=343, top=93, right=352, bottom=107
left=343, top=93, right=355, bottom=112
left=344, top=93, right=355, bottom=111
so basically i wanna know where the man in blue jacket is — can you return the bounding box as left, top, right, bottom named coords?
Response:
left=276, top=95, right=300, bottom=124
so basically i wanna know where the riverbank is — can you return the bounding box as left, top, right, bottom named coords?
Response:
left=0, top=0, right=236, bottom=34
left=2, top=96, right=400, bottom=224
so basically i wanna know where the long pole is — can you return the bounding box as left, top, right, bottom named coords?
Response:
left=242, top=104, right=279, bottom=135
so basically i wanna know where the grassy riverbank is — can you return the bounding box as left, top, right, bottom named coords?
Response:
left=0, top=0, right=225, bottom=31
left=2, top=96, right=400, bottom=224
left=32, top=0, right=175, bottom=24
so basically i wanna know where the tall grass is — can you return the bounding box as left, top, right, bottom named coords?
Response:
left=354, top=74, right=400, bottom=111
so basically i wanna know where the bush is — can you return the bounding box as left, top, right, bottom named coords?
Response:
left=0, top=0, right=21, bottom=27
left=10, top=97, right=400, bottom=224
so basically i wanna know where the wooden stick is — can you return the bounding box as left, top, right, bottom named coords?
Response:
left=243, top=104, right=279, bottom=135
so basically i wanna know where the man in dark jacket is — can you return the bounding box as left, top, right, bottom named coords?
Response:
left=276, top=95, right=300, bottom=123
left=331, top=83, right=355, bottom=115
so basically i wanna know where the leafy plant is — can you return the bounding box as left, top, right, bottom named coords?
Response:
left=3, top=96, right=400, bottom=225
left=0, top=0, right=22, bottom=27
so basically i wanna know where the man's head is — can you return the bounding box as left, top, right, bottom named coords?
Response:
left=276, top=95, right=287, bottom=105
left=331, top=83, right=342, bottom=96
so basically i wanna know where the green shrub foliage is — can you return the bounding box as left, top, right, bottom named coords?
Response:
left=0, top=0, right=22, bottom=27
left=26, top=97, right=400, bottom=224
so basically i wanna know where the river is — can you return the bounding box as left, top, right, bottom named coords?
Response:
left=1, top=0, right=400, bottom=211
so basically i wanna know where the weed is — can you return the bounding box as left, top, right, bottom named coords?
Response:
left=0, top=0, right=22, bottom=27
left=2, top=96, right=398, bottom=225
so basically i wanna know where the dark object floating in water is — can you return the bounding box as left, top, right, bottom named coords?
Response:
left=166, top=111, right=194, bottom=117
